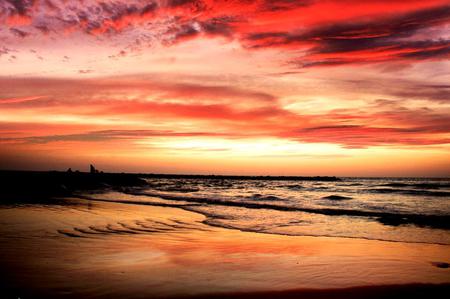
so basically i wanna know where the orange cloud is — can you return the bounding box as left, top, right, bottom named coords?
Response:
left=1, top=76, right=449, bottom=149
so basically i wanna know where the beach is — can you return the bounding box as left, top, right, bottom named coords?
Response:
left=2, top=1, right=449, bottom=297
left=1, top=191, right=449, bottom=298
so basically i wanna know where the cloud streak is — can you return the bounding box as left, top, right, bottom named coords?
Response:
left=1, top=76, right=449, bottom=148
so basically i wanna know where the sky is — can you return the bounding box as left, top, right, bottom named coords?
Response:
left=0, top=0, right=449, bottom=177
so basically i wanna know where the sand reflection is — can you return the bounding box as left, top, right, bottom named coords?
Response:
left=0, top=199, right=449, bottom=298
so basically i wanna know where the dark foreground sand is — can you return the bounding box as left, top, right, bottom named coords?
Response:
left=0, top=198, right=449, bottom=299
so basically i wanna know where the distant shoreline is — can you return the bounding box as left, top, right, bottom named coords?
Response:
left=0, top=170, right=339, bottom=202
left=1, top=169, right=449, bottom=180
left=0, top=170, right=341, bottom=181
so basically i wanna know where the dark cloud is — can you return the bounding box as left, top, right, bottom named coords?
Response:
left=200, top=16, right=237, bottom=37
left=338, top=79, right=450, bottom=103
left=170, top=23, right=200, bottom=42
left=5, top=0, right=34, bottom=16
left=247, top=5, right=450, bottom=48
left=245, top=5, right=450, bottom=66
left=141, top=2, right=158, bottom=15
left=10, top=27, right=29, bottom=37
left=400, top=44, right=450, bottom=59
left=167, top=15, right=239, bottom=43
left=0, top=47, right=12, bottom=57
left=100, top=2, right=139, bottom=21
left=166, top=0, right=206, bottom=12
left=43, top=0, right=58, bottom=11
left=34, top=24, right=50, bottom=34
left=313, top=6, right=448, bottom=42
left=167, top=0, right=196, bottom=7
left=260, top=0, right=315, bottom=12
left=392, top=83, right=450, bottom=103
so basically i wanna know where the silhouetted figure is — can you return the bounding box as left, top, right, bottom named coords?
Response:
left=90, top=164, right=97, bottom=174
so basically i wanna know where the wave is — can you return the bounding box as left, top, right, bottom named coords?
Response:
left=321, top=195, right=352, bottom=200
left=247, top=194, right=281, bottom=201
left=285, top=184, right=304, bottom=190
left=379, top=183, right=450, bottom=189
left=337, top=182, right=364, bottom=186
left=142, top=174, right=341, bottom=181
left=157, top=187, right=200, bottom=193
left=91, top=190, right=450, bottom=230
left=368, top=188, right=450, bottom=197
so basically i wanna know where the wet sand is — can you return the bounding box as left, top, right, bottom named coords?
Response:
left=0, top=198, right=449, bottom=298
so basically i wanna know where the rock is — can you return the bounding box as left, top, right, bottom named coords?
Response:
left=431, top=261, right=450, bottom=268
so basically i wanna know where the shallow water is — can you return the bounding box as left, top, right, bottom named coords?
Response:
left=1, top=176, right=450, bottom=297
left=1, top=199, right=449, bottom=298
left=83, top=177, right=450, bottom=244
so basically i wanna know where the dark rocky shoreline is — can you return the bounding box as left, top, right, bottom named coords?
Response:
left=0, top=170, right=340, bottom=202
left=0, top=170, right=147, bottom=202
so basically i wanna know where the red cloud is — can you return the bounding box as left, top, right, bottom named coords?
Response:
left=2, top=1, right=449, bottom=67
left=283, top=125, right=450, bottom=149
left=1, top=76, right=449, bottom=148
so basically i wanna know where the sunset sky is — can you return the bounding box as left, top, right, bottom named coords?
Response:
left=0, top=0, right=449, bottom=176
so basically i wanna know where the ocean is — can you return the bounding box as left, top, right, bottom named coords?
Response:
left=80, top=176, right=450, bottom=245
left=1, top=173, right=450, bottom=298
